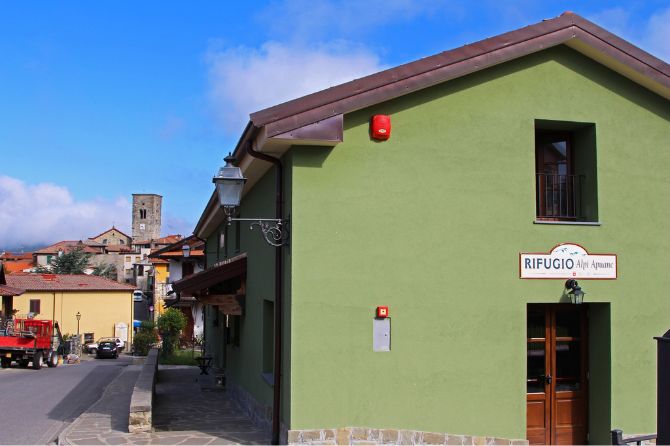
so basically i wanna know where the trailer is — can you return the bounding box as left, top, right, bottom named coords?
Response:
left=0, top=319, right=63, bottom=369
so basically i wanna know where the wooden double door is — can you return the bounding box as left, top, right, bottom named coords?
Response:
left=527, top=304, right=588, bottom=445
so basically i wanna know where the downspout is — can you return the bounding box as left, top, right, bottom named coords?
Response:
left=245, top=141, right=284, bottom=445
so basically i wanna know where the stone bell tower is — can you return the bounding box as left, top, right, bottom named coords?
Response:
left=132, top=194, right=162, bottom=242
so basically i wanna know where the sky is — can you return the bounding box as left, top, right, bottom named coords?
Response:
left=1, top=1, right=669, bottom=250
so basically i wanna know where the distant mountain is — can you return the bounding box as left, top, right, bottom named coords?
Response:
left=0, top=243, right=44, bottom=253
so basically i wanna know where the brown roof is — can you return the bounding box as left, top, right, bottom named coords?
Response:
left=172, top=253, right=246, bottom=294
left=242, top=11, right=670, bottom=143
left=0, top=284, right=25, bottom=296
left=5, top=273, right=136, bottom=292
left=89, top=226, right=132, bottom=240
left=34, top=241, right=101, bottom=255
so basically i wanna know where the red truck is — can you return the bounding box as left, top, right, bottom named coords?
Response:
left=0, top=319, right=63, bottom=369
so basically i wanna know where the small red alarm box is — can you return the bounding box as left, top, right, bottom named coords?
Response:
left=371, top=115, right=391, bottom=140
left=376, top=306, right=389, bottom=318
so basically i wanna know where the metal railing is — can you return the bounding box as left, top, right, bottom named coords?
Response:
left=536, top=173, right=584, bottom=220
left=611, top=429, right=656, bottom=445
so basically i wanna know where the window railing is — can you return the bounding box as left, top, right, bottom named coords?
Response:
left=536, top=173, right=584, bottom=220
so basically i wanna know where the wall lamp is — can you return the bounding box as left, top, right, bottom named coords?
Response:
left=565, top=279, right=585, bottom=305
left=212, top=153, right=289, bottom=247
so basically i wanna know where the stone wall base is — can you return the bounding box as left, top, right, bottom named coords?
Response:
left=227, top=381, right=289, bottom=443
left=287, top=427, right=528, bottom=445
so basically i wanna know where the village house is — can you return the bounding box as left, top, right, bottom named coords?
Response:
left=0, top=263, right=25, bottom=324
left=148, top=234, right=206, bottom=341
left=173, top=12, right=670, bottom=445
left=5, top=273, right=135, bottom=348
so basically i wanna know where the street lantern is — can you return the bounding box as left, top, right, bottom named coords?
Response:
left=565, top=279, right=585, bottom=305
left=213, top=153, right=246, bottom=210
left=213, top=153, right=289, bottom=247
left=76, top=311, right=81, bottom=338
left=182, top=244, right=191, bottom=258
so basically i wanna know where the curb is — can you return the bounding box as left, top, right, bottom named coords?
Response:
left=57, top=364, right=140, bottom=445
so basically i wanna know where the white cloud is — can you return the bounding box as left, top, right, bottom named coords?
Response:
left=589, top=7, right=670, bottom=62
left=0, top=176, right=131, bottom=249
left=588, top=7, right=631, bottom=37
left=206, top=41, right=386, bottom=132
left=258, top=0, right=455, bottom=43
left=646, top=8, right=670, bottom=61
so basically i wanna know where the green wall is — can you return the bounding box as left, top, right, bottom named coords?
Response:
left=204, top=157, right=293, bottom=427
left=288, top=46, right=670, bottom=439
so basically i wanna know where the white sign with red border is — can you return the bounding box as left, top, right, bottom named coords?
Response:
left=520, top=243, right=617, bottom=279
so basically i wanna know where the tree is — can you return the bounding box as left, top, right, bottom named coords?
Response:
left=133, top=320, right=159, bottom=356
left=34, top=246, right=91, bottom=274
left=91, top=262, right=117, bottom=280
left=156, top=308, right=187, bottom=357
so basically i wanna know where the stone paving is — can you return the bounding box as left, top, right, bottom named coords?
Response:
left=60, top=364, right=269, bottom=445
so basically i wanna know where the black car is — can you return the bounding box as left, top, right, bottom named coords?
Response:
left=96, top=341, right=118, bottom=359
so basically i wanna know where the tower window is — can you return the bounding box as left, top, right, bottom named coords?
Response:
left=140, top=209, right=147, bottom=219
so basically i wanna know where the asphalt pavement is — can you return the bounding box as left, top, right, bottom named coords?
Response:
left=60, top=365, right=270, bottom=445
left=0, top=354, right=132, bottom=445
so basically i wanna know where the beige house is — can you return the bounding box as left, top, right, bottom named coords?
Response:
left=5, top=273, right=135, bottom=346
left=89, top=226, right=132, bottom=246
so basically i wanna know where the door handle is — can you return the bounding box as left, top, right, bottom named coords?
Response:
left=544, top=374, right=552, bottom=384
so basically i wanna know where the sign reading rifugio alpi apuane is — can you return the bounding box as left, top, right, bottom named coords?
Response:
left=520, top=243, right=617, bottom=279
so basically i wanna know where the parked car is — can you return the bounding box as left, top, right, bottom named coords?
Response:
left=95, top=340, right=118, bottom=359
left=86, top=337, right=124, bottom=355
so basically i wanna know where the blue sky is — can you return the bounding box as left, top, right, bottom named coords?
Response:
left=1, top=1, right=669, bottom=249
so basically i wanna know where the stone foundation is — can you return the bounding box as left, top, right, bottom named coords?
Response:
left=287, top=427, right=528, bottom=445
left=227, top=381, right=289, bottom=443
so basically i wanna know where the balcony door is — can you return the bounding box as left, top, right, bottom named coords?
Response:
left=535, top=131, right=578, bottom=220
left=527, top=304, right=588, bottom=445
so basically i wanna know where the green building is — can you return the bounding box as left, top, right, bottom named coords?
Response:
left=174, top=12, right=670, bottom=445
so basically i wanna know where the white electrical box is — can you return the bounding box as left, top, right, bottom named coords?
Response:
left=373, top=318, right=391, bottom=352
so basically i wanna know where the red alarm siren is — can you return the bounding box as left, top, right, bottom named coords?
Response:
left=371, top=115, right=391, bottom=140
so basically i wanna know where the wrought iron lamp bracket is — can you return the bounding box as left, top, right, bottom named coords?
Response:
left=225, top=208, right=289, bottom=247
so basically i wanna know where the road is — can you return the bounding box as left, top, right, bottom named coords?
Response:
left=0, top=354, right=132, bottom=445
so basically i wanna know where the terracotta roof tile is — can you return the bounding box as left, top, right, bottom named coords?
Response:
left=149, top=235, right=205, bottom=258
left=154, top=235, right=182, bottom=244
left=5, top=274, right=136, bottom=291
left=0, top=252, right=33, bottom=260
left=3, top=261, right=34, bottom=273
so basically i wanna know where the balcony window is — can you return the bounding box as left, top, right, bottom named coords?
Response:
left=535, top=121, right=598, bottom=222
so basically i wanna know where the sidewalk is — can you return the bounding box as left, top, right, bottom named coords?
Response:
left=60, top=364, right=269, bottom=445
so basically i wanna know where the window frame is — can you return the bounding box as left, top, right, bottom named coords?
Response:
left=29, top=299, right=41, bottom=314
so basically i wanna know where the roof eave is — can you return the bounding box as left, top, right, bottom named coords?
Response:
left=248, top=12, right=669, bottom=138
